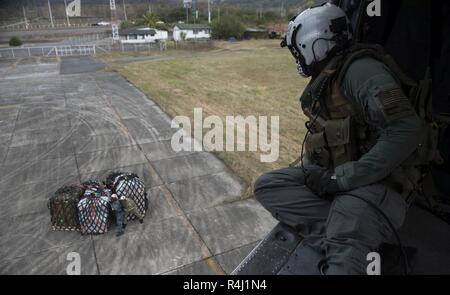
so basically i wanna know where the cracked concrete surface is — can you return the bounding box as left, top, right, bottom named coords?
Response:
left=0, top=56, right=277, bottom=275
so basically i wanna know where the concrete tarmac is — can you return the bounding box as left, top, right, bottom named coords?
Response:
left=0, top=56, right=277, bottom=275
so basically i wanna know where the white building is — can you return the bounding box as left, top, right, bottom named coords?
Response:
left=120, top=27, right=168, bottom=44
left=173, top=23, right=211, bottom=41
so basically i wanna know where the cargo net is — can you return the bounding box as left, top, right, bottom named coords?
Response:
left=78, top=187, right=112, bottom=235
left=82, top=180, right=102, bottom=191
left=49, top=185, right=84, bottom=231
left=107, top=172, right=148, bottom=222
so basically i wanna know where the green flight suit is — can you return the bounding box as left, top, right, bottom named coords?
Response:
left=254, top=57, right=422, bottom=275
left=335, top=57, right=422, bottom=191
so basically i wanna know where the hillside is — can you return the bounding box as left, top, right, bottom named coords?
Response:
left=0, top=0, right=318, bottom=23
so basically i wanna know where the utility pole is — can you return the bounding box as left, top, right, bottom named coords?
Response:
left=122, top=0, right=128, bottom=21
left=63, top=0, right=71, bottom=27
left=193, top=0, right=197, bottom=25
left=47, top=0, right=54, bottom=28
left=110, top=0, right=119, bottom=43
left=184, top=0, right=191, bottom=24
left=22, top=5, right=29, bottom=29
left=207, top=0, right=211, bottom=24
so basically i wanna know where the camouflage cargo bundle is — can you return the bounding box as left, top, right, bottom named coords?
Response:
left=48, top=185, right=85, bottom=231
left=105, top=172, right=148, bottom=221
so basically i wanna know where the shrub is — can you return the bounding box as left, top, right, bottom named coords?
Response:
left=211, top=16, right=246, bottom=40
left=120, top=21, right=134, bottom=30
left=180, top=31, right=187, bottom=41
left=9, top=36, right=22, bottom=47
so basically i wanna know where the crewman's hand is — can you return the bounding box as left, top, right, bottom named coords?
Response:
left=306, top=168, right=340, bottom=197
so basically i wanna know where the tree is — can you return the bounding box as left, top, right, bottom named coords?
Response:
left=211, top=16, right=246, bottom=40
left=120, top=20, right=134, bottom=30
left=137, top=12, right=168, bottom=30
left=139, top=12, right=160, bottom=28
left=9, top=36, right=22, bottom=47
left=162, top=7, right=186, bottom=23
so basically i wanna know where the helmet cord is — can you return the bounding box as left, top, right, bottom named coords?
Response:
left=300, top=103, right=322, bottom=174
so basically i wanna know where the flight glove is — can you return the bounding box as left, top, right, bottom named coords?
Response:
left=306, top=168, right=341, bottom=197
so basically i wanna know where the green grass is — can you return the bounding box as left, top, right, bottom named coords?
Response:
left=115, top=40, right=309, bottom=194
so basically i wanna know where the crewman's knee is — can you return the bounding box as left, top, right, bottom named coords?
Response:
left=255, top=167, right=305, bottom=188
left=253, top=173, right=273, bottom=206
left=254, top=172, right=274, bottom=194
left=253, top=168, right=306, bottom=205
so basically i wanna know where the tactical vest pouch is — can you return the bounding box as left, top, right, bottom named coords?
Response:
left=305, top=132, right=331, bottom=168
left=324, top=117, right=351, bottom=147
left=324, top=117, right=353, bottom=167
left=305, top=117, right=353, bottom=168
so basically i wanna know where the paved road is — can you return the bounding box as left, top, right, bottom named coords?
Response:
left=0, top=56, right=277, bottom=275
left=0, top=27, right=110, bottom=44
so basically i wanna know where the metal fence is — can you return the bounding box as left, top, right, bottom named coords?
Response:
left=0, top=40, right=214, bottom=59
left=0, top=44, right=162, bottom=59
left=0, top=45, right=96, bottom=59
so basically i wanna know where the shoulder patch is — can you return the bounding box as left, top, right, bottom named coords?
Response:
left=376, top=87, right=415, bottom=123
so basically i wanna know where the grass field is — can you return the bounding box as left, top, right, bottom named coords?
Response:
left=114, top=40, right=309, bottom=194
left=95, top=49, right=180, bottom=62
left=96, top=42, right=217, bottom=62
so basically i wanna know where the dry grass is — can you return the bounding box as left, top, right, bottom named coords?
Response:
left=213, top=39, right=284, bottom=51
left=96, top=39, right=279, bottom=62
left=96, top=46, right=214, bottom=62
left=95, top=50, right=176, bottom=61
left=115, top=40, right=309, bottom=193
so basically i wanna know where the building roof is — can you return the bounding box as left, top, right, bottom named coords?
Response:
left=245, top=28, right=268, bottom=33
left=120, top=26, right=157, bottom=36
left=174, top=23, right=211, bottom=30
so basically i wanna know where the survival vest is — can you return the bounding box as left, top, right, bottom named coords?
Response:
left=298, top=43, right=440, bottom=195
